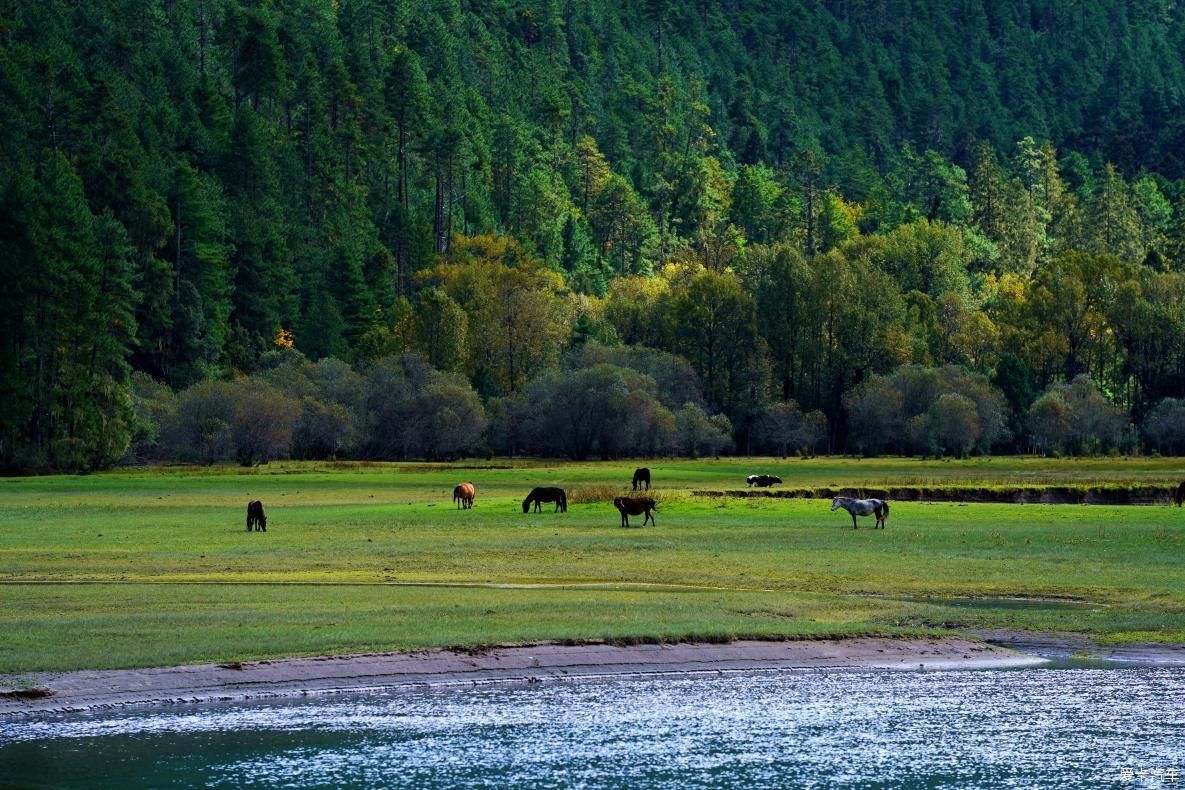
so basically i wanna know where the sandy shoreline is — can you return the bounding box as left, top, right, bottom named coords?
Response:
left=5, top=633, right=1183, bottom=717
left=0, top=637, right=1042, bottom=716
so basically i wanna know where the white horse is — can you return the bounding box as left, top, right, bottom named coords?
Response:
left=831, top=496, right=889, bottom=529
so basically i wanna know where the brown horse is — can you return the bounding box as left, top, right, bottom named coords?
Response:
left=524, top=487, right=567, bottom=513
left=614, top=496, right=657, bottom=528
left=453, top=482, right=475, bottom=509
left=1176, top=480, right=1185, bottom=507
left=246, top=500, right=267, bottom=532
left=632, top=467, right=651, bottom=491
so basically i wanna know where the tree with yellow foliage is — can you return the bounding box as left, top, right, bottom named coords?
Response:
left=420, top=235, right=573, bottom=394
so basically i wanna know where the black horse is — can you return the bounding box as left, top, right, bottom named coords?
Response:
left=523, top=487, right=567, bottom=513
left=246, top=500, right=267, bottom=531
left=1176, top=480, right=1185, bottom=507
left=614, top=496, right=657, bottom=528
left=632, top=467, right=651, bottom=491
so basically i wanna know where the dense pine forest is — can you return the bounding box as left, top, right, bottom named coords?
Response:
left=4, top=0, right=1185, bottom=470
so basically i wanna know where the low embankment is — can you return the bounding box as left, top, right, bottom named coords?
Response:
left=693, top=485, right=1179, bottom=505
left=0, top=638, right=1042, bottom=716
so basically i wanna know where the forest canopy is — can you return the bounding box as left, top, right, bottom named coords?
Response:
left=3, top=0, right=1185, bottom=469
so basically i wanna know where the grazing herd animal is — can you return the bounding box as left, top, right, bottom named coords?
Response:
left=1177, top=479, right=1185, bottom=507
left=453, top=482, right=476, bottom=509
left=245, top=500, right=267, bottom=531
left=523, top=486, right=568, bottom=513
left=614, top=496, right=657, bottom=528
left=241, top=469, right=924, bottom=533
left=830, top=496, right=889, bottom=529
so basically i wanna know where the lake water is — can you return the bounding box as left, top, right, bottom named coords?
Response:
left=1, top=666, right=1182, bottom=788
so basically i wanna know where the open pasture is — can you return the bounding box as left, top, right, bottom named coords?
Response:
left=1, top=457, right=1183, bottom=673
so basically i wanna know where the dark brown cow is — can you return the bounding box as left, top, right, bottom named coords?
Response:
left=246, top=500, right=267, bottom=532
left=632, top=467, right=651, bottom=491
left=1176, top=480, right=1185, bottom=507
left=614, top=496, right=657, bottom=528
left=453, top=482, right=476, bottom=509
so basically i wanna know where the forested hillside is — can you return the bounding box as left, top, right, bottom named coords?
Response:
left=4, top=0, right=1185, bottom=469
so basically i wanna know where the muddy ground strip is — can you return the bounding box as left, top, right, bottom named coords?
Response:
left=1, top=637, right=1043, bottom=716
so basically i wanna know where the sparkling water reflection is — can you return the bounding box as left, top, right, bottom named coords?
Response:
left=1, top=667, right=1182, bottom=788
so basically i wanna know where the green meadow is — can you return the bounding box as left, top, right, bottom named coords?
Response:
left=1, top=457, right=1183, bottom=673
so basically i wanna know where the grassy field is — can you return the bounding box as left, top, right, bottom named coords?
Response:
left=1, top=457, right=1183, bottom=673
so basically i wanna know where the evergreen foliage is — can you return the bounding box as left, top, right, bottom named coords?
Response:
left=4, top=0, right=1185, bottom=467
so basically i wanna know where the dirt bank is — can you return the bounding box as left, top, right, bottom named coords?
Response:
left=694, top=484, right=1179, bottom=505
left=971, top=629, right=1185, bottom=664
left=0, top=637, right=1041, bottom=716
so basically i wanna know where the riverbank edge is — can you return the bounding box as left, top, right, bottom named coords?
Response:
left=693, top=484, right=1180, bottom=505
left=0, top=636, right=1046, bottom=716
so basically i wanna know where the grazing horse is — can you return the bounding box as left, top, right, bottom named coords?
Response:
left=614, top=496, right=657, bottom=528
left=747, top=474, right=783, bottom=488
left=1176, top=480, right=1185, bottom=507
left=632, top=467, right=651, bottom=491
left=246, top=500, right=267, bottom=532
left=523, top=487, right=567, bottom=513
left=831, top=496, right=889, bottom=529
left=453, top=482, right=475, bottom=510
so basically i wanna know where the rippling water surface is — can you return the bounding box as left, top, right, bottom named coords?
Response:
left=2, top=667, right=1183, bottom=788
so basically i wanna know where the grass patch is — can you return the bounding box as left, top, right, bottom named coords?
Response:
left=0, top=686, right=54, bottom=700
left=567, top=484, right=629, bottom=504
left=1, top=457, right=1183, bottom=672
